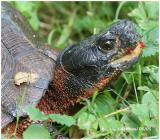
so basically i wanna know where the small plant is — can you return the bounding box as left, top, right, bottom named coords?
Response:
left=22, top=106, right=76, bottom=139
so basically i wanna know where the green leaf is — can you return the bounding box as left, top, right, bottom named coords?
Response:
left=11, top=1, right=40, bottom=31
left=130, top=104, right=149, bottom=121
left=98, top=117, right=110, bottom=132
left=142, top=65, right=159, bottom=83
left=94, top=91, right=116, bottom=115
left=24, top=106, right=76, bottom=127
left=128, top=2, right=159, bottom=58
left=128, top=2, right=146, bottom=20
left=56, top=26, right=71, bottom=48
left=137, top=86, right=150, bottom=92
left=13, top=2, right=35, bottom=13
left=99, top=117, right=123, bottom=132
left=138, top=20, right=157, bottom=30
left=47, top=30, right=55, bottom=45
left=29, top=13, right=40, bottom=31
left=77, top=112, right=98, bottom=130
left=138, top=86, right=158, bottom=99
left=77, top=112, right=88, bottom=130
left=121, top=112, right=141, bottom=128
left=142, top=27, right=158, bottom=57
left=142, top=92, right=157, bottom=104
left=130, top=99, right=158, bottom=129
left=142, top=43, right=158, bottom=57
left=121, top=113, right=141, bottom=138
left=24, top=106, right=47, bottom=121
left=142, top=93, right=158, bottom=117
left=122, top=72, right=132, bottom=84
left=144, top=2, right=159, bottom=19
left=23, top=124, right=51, bottom=139
left=143, top=119, right=157, bottom=128
left=74, top=16, right=105, bottom=32
left=49, top=114, right=76, bottom=127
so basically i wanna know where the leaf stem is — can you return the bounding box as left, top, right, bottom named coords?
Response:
left=115, top=1, right=127, bottom=21
left=13, top=85, right=28, bottom=136
left=104, top=107, right=130, bottom=118
left=108, top=88, right=130, bottom=106
left=132, top=74, right=139, bottom=103
left=138, top=63, right=143, bottom=97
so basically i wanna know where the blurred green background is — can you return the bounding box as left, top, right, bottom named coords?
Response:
left=8, top=1, right=159, bottom=139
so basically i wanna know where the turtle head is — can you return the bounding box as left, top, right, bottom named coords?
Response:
left=49, top=20, right=144, bottom=113
left=59, top=20, right=143, bottom=83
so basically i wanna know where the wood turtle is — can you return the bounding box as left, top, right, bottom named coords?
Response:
left=1, top=2, right=144, bottom=138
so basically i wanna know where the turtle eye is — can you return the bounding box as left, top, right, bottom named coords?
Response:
left=99, top=40, right=114, bottom=52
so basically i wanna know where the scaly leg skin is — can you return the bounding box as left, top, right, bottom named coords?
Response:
left=2, top=117, right=31, bottom=139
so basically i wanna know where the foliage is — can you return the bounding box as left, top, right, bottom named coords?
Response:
left=23, top=124, right=51, bottom=139
left=22, top=106, right=76, bottom=138
left=128, top=2, right=159, bottom=57
left=7, top=1, right=159, bottom=139
left=49, top=114, right=76, bottom=127
left=11, top=1, right=40, bottom=31
left=24, top=106, right=76, bottom=127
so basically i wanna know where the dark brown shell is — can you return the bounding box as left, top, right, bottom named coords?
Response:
left=1, top=2, right=58, bottom=128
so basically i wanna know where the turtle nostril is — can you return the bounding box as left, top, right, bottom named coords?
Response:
left=140, top=42, right=145, bottom=48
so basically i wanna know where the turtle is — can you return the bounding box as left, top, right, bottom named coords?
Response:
left=1, top=2, right=144, bottom=138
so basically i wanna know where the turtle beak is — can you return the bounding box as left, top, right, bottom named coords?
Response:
left=110, top=42, right=144, bottom=70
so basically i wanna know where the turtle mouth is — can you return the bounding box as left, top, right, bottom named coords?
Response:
left=109, top=42, right=143, bottom=69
